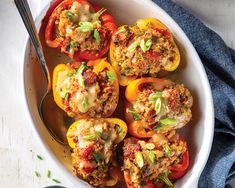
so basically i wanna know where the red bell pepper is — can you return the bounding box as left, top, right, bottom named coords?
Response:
left=44, top=0, right=117, bottom=60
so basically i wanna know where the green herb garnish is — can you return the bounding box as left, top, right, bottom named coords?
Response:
left=163, top=144, right=171, bottom=158
left=70, top=40, right=77, bottom=48
left=158, top=173, right=174, bottom=187
left=95, top=131, right=102, bottom=137
left=140, top=38, right=152, bottom=52
left=154, top=97, right=162, bottom=114
left=65, top=11, right=75, bottom=20
left=135, top=152, right=144, bottom=168
left=93, top=29, right=100, bottom=43
left=149, top=151, right=155, bottom=163
left=82, top=134, right=96, bottom=140
left=52, top=179, right=61, bottom=184
left=76, top=63, right=86, bottom=73
left=93, top=152, right=102, bottom=163
left=127, top=109, right=141, bottom=121
left=36, top=154, right=43, bottom=160
left=82, top=98, right=88, bottom=109
left=106, top=71, right=116, bottom=81
left=118, top=126, right=123, bottom=134
left=64, top=92, right=69, bottom=100
left=77, top=21, right=94, bottom=32
left=149, top=91, right=163, bottom=101
left=67, top=72, right=74, bottom=77
left=35, top=171, right=41, bottom=177
left=145, top=143, right=155, bottom=150
left=47, top=170, right=51, bottom=178
left=92, top=8, right=106, bottom=21
left=159, top=118, right=177, bottom=125
left=128, top=41, right=139, bottom=52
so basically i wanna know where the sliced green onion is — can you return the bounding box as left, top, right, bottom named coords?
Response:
left=145, top=143, right=155, bottom=150
left=149, top=151, right=155, bottom=164
left=127, top=109, right=141, bottom=121
left=64, top=92, right=69, bottom=101
left=95, top=131, right=102, bottom=137
left=35, top=171, right=41, bottom=177
left=47, top=170, right=51, bottom=178
left=82, top=134, right=96, bottom=140
left=145, top=38, right=152, bottom=51
left=70, top=40, right=77, bottom=48
left=128, top=41, right=139, bottom=52
left=135, top=152, right=144, bottom=168
left=140, top=38, right=152, bottom=52
left=36, top=154, right=43, bottom=160
left=106, top=71, right=116, bottom=81
left=154, top=124, right=163, bottom=131
left=158, top=173, right=174, bottom=187
left=52, top=179, right=61, bottom=184
left=163, top=144, right=171, bottom=158
left=92, top=8, right=106, bottom=21
left=149, top=91, right=163, bottom=101
left=93, top=152, right=102, bottom=163
left=154, top=97, right=162, bottom=114
left=118, top=126, right=123, bottom=134
left=67, top=72, right=74, bottom=77
left=65, top=11, right=75, bottom=20
left=76, top=63, right=86, bottom=73
left=160, top=118, right=177, bottom=125
left=93, top=29, right=100, bottom=43
left=82, top=98, right=88, bottom=109
left=77, top=21, right=94, bottom=32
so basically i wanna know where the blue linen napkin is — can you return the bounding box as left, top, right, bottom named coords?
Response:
left=152, top=0, right=235, bottom=187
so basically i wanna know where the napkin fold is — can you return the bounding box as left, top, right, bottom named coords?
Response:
left=152, top=0, right=235, bottom=187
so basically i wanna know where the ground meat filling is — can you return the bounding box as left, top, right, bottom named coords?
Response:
left=127, top=83, right=193, bottom=131
left=123, top=131, right=187, bottom=187
left=112, top=24, right=178, bottom=77
left=55, top=1, right=109, bottom=56
left=56, top=63, right=118, bottom=117
left=67, top=119, right=120, bottom=186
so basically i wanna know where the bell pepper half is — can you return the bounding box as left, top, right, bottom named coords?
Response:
left=45, top=0, right=117, bottom=61
left=110, top=18, right=180, bottom=86
left=66, top=118, right=127, bottom=186
left=125, top=77, right=193, bottom=138
left=52, top=58, right=119, bottom=118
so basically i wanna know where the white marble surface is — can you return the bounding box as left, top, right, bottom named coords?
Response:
left=0, top=0, right=234, bottom=188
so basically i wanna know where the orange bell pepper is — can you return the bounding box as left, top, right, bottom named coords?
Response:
left=52, top=58, right=119, bottom=118
left=125, top=78, right=174, bottom=138
left=110, top=18, right=180, bottom=86
left=45, top=0, right=117, bottom=61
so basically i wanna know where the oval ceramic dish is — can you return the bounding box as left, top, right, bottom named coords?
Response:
left=22, top=0, right=214, bottom=187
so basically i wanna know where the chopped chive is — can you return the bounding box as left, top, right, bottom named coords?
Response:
left=82, top=98, right=88, bottom=109
left=149, top=150, right=155, bottom=163
left=128, top=41, right=139, bottom=52
left=106, top=71, right=116, bottom=81
left=158, top=173, right=174, bottom=187
left=118, top=126, right=123, bottom=134
left=135, top=152, right=144, bottom=168
left=82, top=134, right=96, bottom=140
left=64, top=92, right=69, bottom=101
left=36, top=154, right=43, bottom=160
left=127, top=109, right=141, bottom=121
left=159, top=118, right=177, bottom=125
left=77, top=21, right=94, bottom=32
left=35, top=171, right=41, bottom=177
left=163, top=144, right=171, bottom=158
left=154, top=97, right=162, bottom=114
left=93, top=152, right=102, bottom=163
left=93, top=29, right=100, bottom=43
left=149, top=91, right=163, bottom=101
left=47, top=170, right=51, bottom=178
left=65, top=11, right=75, bottom=20
left=52, top=179, right=61, bottom=184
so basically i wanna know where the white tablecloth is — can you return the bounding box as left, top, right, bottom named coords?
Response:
left=0, top=0, right=234, bottom=187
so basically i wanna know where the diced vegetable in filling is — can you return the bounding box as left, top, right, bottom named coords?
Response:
left=123, top=131, right=187, bottom=188
left=126, top=83, right=193, bottom=131
left=56, top=63, right=118, bottom=117
left=112, top=24, right=178, bottom=77
left=67, top=119, right=120, bottom=186
left=55, top=1, right=109, bottom=56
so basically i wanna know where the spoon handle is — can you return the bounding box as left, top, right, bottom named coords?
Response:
left=14, top=0, right=51, bottom=90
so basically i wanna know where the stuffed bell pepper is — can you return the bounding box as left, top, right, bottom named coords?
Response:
left=45, top=0, right=117, bottom=60
left=110, top=18, right=180, bottom=86
left=52, top=59, right=119, bottom=118
left=67, top=118, right=127, bottom=187
left=125, top=78, right=193, bottom=138
left=123, top=131, right=189, bottom=188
